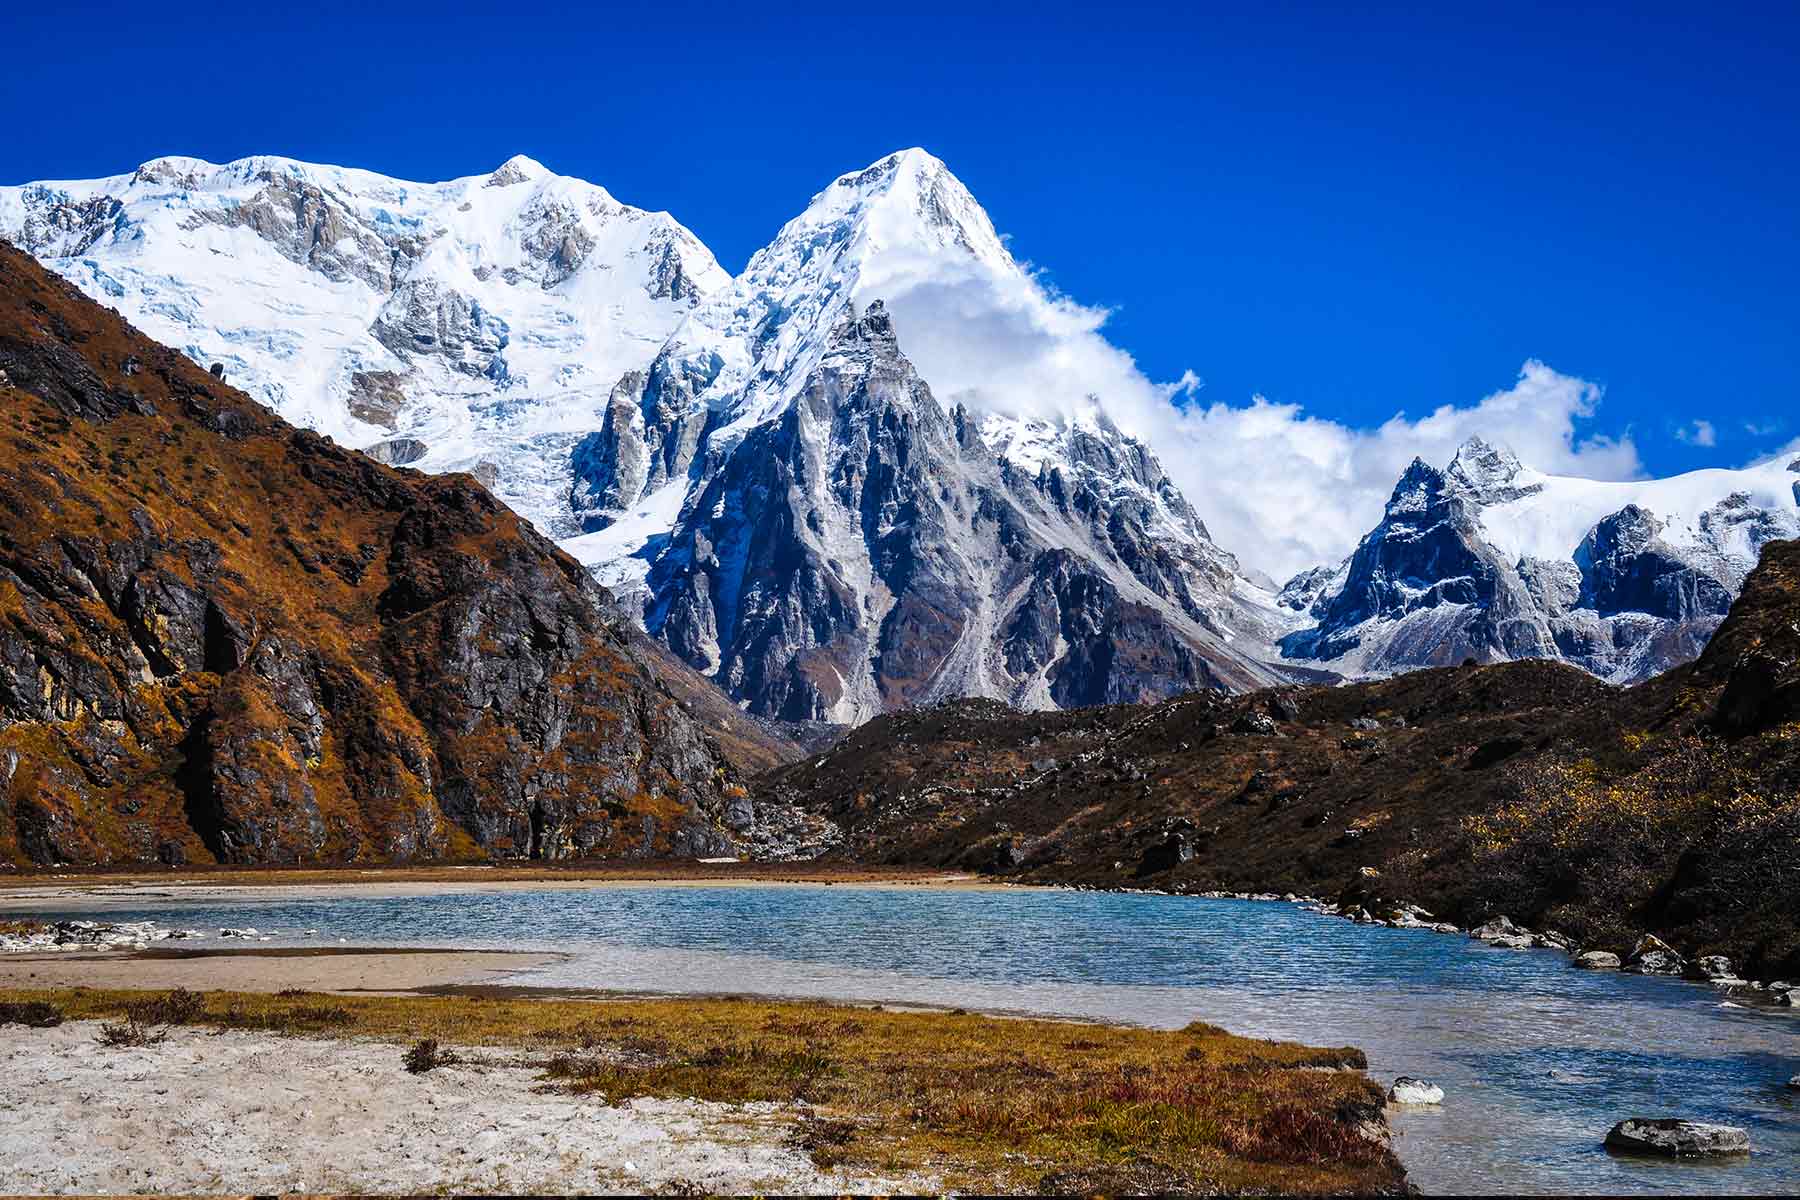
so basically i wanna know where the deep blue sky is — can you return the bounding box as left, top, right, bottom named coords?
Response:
left=6, top=1, right=1796, bottom=475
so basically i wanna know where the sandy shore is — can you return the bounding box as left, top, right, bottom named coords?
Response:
left=0, top=860, right=985, bottom=894
left=0, top=1021, right=927, bottom=1195
left=0, top=865, right=996, bottom=916
left=0, top=947, right=556, bottom=994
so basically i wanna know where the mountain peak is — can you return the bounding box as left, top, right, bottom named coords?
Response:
left=790, top=148, right=1013, bottom=277
left=1450, top=434, right=1522, bottom=478
left=131, top=155, right=215, bottom=186
left=1447, top=435, right=1535, bottom=506
left=487, top=154, right=547, bottom=187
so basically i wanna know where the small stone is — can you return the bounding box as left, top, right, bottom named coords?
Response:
left=1388, top=1077, right=1445, bottom=1105
left=1574, top=951, right=1622, bottom=970
left=1604, top=1119, right=1750, bottom=1158
left=1788, top=1075, right=1800, bottom=1092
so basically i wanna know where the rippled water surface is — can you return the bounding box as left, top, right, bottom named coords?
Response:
left=25, top=884, right=1800, bottom=1195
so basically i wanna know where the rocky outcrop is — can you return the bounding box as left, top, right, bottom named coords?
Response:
left=0, top=241, right=747, bottom=867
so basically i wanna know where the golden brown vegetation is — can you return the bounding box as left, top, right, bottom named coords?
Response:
left=0, top=986, right=1403, bottom=1194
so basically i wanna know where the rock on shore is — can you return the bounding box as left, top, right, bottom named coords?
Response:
left=0, top=920, right=197, bottom=953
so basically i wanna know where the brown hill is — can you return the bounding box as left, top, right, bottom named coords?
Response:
left=761, top=540, right=1800, bottom=977
left=0, top=240, right=781, bottom=867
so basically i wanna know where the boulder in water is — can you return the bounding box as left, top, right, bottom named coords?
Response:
left=1388, top=1077, right=1445, bottom=1105
left=1574, top=950, right=1622, bottom=970
left=1788, top=1075, right=1800, bottom=1092
left=1604, top=1119, right=1750, bottom=1158
left=1692, top=955, right=1735, bottom=980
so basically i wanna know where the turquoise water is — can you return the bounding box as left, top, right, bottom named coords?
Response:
left=25, top=884, right=1800, bottom=1195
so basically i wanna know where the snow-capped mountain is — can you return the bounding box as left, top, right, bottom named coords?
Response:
left=0, top=153, right=727, bottom=534
left=566, top=150, right=1300, bottom=721
left=1281, top=436, right=1800, bottom=682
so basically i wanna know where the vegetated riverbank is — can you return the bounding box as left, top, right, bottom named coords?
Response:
left=757, top=539, right=1800, bottom=983
left=0, top=986, right=1405, bottom=1196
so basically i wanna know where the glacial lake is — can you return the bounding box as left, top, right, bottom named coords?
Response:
left=15, top=882, right=1799, bottom=1195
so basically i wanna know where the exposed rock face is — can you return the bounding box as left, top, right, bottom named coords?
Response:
left=1283, top=437, right=1799, bottom=683
left=615, top=301, right=1289, bottom=722
left=0, top=242, right=745, bottom=867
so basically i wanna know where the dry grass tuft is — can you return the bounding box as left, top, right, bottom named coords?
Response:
left=403, top=1037, right=454, bottom=1074
left=0, top=999, right=63, bottom=1028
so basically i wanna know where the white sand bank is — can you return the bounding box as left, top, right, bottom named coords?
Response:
left=0, top=1022, right=929, bottom=1195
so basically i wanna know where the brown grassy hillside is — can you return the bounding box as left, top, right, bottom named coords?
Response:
left=0, top=240, right=770, bottom=866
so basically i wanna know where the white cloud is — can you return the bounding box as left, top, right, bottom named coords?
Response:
left=863, top=254, right=1644, bottom=582
left=1676, top=419, right=1718, bottom=447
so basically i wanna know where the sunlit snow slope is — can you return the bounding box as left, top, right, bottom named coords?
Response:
left=0, top=154, right=727, bottom=535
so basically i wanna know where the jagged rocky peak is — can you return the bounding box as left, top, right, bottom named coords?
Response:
left=1445, top=435, right=1540, bottom=504
left=1284, top=436, right=1800, bottom=683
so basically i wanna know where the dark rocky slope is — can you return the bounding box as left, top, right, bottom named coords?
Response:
left=761, top=540, right=1800, bottom=978
left=0, top=241, right=774, bottom=867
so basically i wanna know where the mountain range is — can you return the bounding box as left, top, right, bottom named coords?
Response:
left=6, top=149, right=1797, bottom=715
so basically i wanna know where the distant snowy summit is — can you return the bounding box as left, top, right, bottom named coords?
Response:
left=0, top=152, right=727, bottom=535
left=1280, top=436, right=1800, bottom=683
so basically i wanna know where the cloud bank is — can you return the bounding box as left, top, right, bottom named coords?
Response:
left=862, top=253, right=1644, bottom=582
